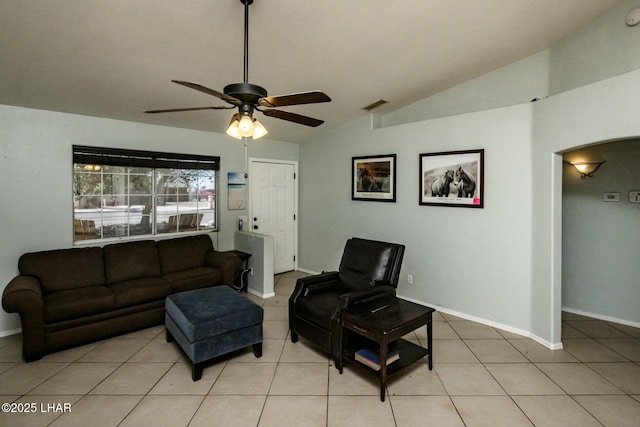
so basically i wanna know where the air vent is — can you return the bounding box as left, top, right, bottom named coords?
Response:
left=362, top=99, right=388, bottom=111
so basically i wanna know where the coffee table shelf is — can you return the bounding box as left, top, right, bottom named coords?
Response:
left=342, top=338, right=429, bottom=376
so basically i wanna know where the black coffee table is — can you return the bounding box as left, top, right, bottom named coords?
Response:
left=336, top=298, right=434, bottom=401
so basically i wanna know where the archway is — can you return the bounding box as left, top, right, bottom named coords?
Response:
left=560, top=139, right=640, bottom=336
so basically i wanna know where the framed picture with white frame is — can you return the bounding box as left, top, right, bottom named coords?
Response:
left=419, top=149, right=484, bottom=208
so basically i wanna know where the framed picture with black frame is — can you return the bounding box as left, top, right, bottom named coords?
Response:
left=419, top=149, right=484, bottom=208
left=352, top=154, right=396, bottom=202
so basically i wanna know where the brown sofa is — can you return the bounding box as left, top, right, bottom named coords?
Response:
left=2, top=234, right=242, bottom=362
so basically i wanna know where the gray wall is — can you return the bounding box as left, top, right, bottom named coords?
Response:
left=300, top=104, right=536, bottom=334
left=0, top=106, right=298, bottom=334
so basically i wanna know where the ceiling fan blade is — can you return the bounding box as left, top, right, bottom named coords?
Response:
left=258, top=91, right=331, bottom=108
left=172, top=80, right=242, bottom=105
left=144, top=106, right=232, bottom=114
left=262, top=109, right=324, bottom=127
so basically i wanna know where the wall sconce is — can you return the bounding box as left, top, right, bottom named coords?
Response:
left=570, top=161, right=605, bottom=178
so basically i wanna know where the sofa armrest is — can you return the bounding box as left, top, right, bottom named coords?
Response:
left=2, top=275, right=44, bottom=312
left=2, top=275, right=46, bottom=361
left=207, top=251, right=242, bottom=287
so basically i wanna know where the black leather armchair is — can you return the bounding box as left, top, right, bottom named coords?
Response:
left=288, top=237, right=405, bottom=358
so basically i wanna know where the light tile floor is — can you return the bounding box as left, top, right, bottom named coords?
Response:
left=0, top=271, right=638, bottom=426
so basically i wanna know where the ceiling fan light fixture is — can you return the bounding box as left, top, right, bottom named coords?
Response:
left=252, top=119, right=268, bottom=139
left=226, top=114, right=242, bottom=139
left=239, top=114, right=254, bottom=137
left=226, top=113, right=267, bottom=140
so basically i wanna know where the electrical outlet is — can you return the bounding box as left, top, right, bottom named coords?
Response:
left=249, top=267, right=254, bottom=276
left=407, top=274, right=413, bottom=285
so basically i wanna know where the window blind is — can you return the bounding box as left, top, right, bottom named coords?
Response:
left=73, top=145, right=220, bottom=171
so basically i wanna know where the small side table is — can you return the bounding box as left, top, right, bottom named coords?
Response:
left=223, top=250, right=251, bottom=292
left=337, top=298, right=435, bottom=402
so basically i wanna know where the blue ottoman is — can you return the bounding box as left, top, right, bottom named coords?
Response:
left=165, top=286, right=263, bottom=381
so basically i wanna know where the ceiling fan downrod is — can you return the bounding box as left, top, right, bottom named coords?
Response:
left=241, top=0, right=253, bottom=84
left=224, top=0, right=266, bottom=114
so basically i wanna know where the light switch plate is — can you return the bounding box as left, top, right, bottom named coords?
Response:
left=629, top=191, right=640, bottom=203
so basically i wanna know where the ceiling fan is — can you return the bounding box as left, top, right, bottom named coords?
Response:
left=144, top=0, right=331, bottom=139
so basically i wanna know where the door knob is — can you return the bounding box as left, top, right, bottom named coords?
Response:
left=253, top=217, right=258, bottom=221
left=253, top=225, right=259, bottom=230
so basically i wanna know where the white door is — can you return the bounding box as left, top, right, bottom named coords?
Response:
left=250, top=160, right=296, bottom=274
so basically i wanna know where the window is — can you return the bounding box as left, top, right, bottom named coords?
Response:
left=73, top=145, right=219, bottom=242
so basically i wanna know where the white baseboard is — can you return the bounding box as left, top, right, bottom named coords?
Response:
left=248, top=288, right=275, bottom=299
left=562, top=307, right=640, bottom=329
left=400, top=296, right=563, bottom=350
left=295, top=267, right=320, bottom=276
left=0, top=328, right=21, bottom=338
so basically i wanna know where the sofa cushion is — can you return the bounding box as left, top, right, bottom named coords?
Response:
left=163, top=267, right=223, bottom=293
left=108, top=277, right=171, bottom=309
left=104, top=240, right=161, bottom=284
left=44, top=286, right=114, bottom=323
left=19, top=247, right=105, bottom=293
left=157, top=235, right=213, bottom=274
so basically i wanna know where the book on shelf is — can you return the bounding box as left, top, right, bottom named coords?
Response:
left=354, top=347, right=400, bottom=371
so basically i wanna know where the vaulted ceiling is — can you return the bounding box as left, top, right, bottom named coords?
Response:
left=0, top=0, right=619, bottom=143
